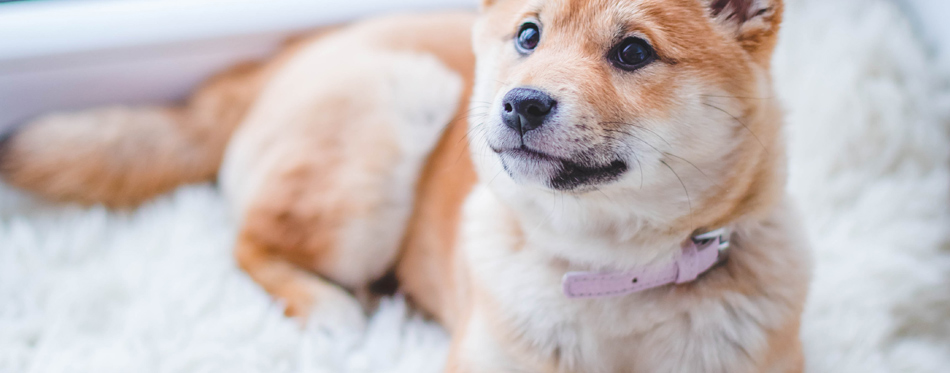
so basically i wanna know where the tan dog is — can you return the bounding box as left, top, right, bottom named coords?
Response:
left=0, top=0, right=810, bottom=372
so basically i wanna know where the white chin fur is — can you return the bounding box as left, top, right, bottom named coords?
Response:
left=496, top=152, right=561, bottom=187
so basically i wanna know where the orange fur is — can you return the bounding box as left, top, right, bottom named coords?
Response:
left=1, top=2, right=807, bottom=371
left=397, top=115, right=478, bottom=327
left=221, top=13, right=477, bottom=320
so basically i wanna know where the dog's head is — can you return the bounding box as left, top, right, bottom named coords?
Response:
left=469, top=0, right=785, bottom=233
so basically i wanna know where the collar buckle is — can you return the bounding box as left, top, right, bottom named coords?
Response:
left=692, top=228, right=731, bottom=264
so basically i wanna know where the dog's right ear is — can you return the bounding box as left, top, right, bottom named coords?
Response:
left=705, top=0, right=784, bottom=66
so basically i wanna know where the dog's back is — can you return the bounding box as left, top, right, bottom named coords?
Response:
left=0, top=12, right=479, bottom=323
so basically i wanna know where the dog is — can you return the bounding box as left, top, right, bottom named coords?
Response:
left=0, top=0, right=810, bottom=371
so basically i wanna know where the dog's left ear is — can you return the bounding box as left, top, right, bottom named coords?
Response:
left=706, top=0, right=783, bottom=65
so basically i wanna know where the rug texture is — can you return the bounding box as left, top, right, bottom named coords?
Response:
left=2, top=0, right=949, bottom=372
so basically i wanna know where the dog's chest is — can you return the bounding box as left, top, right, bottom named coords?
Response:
left=457, top=187, right=764, bottom=372
left=462, top=233, right=677, bottom=372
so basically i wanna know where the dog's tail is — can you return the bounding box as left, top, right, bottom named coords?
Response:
left=0, top=62, right=267, bottom=207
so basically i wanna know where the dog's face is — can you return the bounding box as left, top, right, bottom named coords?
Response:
left=469, top=0, right=784, bottom=230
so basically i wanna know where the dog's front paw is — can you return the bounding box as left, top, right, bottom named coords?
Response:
left=296, top=279, right=367, bottom=334
left=272, top=273, right=367, bottom=333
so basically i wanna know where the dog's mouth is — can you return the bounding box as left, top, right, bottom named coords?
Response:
left=492, top=146, right=627, bottom=190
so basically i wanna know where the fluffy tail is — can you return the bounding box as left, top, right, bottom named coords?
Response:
left=0, top=62, right=266, bottom=207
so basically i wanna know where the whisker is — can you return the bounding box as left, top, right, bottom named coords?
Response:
left=460, top=121, right=489, bottom=145
left=538, top=190, right=558, bottom=232
left=592, top=186, right=619, bottom=208
left=662, top=152, right=719, bottom=187
left=632, top=153, right=644, bottom=189
left=601, top=122, right=719, bottom=187
left=601, top=121, right=673, bottom=149
left=702, top=102, right=768, bottom=152
left=699, top=94, right=774, bottom=100
left=661, top=160, right=692, bottom=232
left=488, top=167, right=506, bottom=187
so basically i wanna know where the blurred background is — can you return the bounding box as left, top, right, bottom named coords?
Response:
left=0, top=0, right=474, bottom=131
left=0, top=1, right=948, bottom=373
left=0, top=0, right=947, bottom=131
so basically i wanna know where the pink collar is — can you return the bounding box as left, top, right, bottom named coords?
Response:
left=562, top=228, right=731, bottom=299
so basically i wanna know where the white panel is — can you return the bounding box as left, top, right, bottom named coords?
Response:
left=0, top=0, right=478, bottom=131
left=0, top=0, right=477, bottom=59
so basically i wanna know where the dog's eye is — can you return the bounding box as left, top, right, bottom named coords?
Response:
left=610, top=37, right=655, bottom=71
left=515, top=22, right=541, bottom=54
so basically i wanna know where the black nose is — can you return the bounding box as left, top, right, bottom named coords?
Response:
left=501, top=88, right=556, bottom=135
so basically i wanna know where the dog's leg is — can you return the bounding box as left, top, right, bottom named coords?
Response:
left=759, top=319, right=805, bottom=373
left=218, top=28, right=468, bottom=326
left=235, top=230, right=365, bottom=328
left=445, top=309, right=558, bottom=373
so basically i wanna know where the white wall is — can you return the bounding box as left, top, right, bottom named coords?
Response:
left=0, top=0, right=477, bottom=131
left=1, top=0, right=945, bottom=131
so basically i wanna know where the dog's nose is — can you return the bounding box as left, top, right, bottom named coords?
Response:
left=501, top=88, right=556, bottom=135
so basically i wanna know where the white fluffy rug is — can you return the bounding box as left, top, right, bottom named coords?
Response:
left=2, top=0, right=949, bottom=372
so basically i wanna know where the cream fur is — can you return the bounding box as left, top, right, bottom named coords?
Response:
left=1, top=1, right=948, bottom=373
left=220, top=30, right=463, bottom=289
left=448, top=1, right=803, bottom=370
left=453, top=187, right=809, bottom=372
